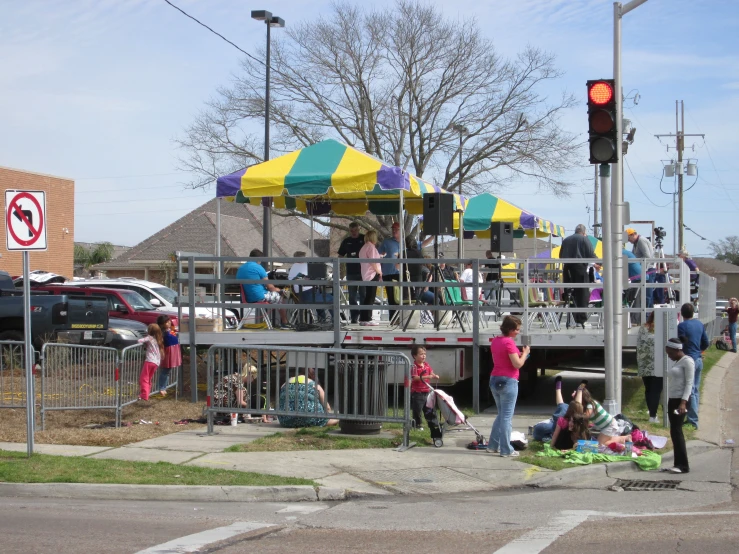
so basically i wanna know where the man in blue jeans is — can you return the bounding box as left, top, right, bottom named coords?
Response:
left=677, top=303, right=709, bottom=429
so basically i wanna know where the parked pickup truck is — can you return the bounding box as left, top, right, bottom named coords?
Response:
left=0, top=271, right=110, bottom=348
left=35, top=285, right=179, bottom=331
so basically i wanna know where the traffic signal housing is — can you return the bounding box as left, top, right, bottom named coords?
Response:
left=587, top=79, right=618, bottom=164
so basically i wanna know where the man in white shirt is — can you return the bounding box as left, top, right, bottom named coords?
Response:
left=460, top=261, right=482, bottom=301
left=288, top=251, right=334, bottom=322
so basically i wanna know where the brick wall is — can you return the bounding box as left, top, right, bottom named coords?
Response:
left=0, top=166, right=74, bottom=277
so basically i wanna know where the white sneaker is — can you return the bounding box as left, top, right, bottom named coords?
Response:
left=649, top=416, right=660, bottom=424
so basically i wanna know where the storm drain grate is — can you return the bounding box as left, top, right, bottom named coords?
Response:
left=616, top=479, right=680, bottom=491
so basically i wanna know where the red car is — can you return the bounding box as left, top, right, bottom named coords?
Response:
left=35, top=286, right=179, bottom=331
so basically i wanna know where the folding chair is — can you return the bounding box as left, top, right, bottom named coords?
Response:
left=236, top=286, right=273, bottom=330
left=441, top=280, right=472, bottom=331
left=527, top=287, right=558, bottom=332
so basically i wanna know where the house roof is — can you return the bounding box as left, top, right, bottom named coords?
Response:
left=692, top=257, right=739, bottom=275
left=94, top=198, right=316, bottom=269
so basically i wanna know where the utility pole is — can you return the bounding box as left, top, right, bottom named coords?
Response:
left=654, top=100, right=704, bottom=253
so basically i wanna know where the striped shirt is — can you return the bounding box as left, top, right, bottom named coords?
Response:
left=587, top=400, right=613, bottom=431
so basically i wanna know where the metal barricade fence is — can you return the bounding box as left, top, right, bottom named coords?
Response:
left=152, top=364, right=181, bottom=399
left=119, top=344, right=145, bottom=413
left=40, top=343, right=119, bottom=430
left=206, top=345, right=412, bottom=448
left=0, top=340, right=29, bottom=409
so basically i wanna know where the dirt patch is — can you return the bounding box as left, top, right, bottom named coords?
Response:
left=0, top=394, right=206, bottom=448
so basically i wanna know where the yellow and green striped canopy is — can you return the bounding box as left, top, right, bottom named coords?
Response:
left=216, top=139, right=464, bottom=216
left=462, top=192, right=565, bottom=238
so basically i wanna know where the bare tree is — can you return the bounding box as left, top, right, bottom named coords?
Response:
left=710, top=236, right=739, bottom=266
left=177, top=0, right=580, bottom=234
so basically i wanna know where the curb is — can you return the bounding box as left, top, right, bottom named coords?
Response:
left=526, top=462, right=616, bottom=490
left=0, top=483, right=346, bottom=503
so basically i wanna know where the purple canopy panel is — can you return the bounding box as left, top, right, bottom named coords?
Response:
left=216, top=168, right=246, bottom=198
left=376, top=165, right=410, bottom=190
left=520, top=213, right=537, bottom=229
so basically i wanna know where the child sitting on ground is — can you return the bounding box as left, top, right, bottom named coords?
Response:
left=410, top=345, right=440, bottom=435
left=575, top=385, right=632, bottom=446
left=533, top=376, right=590, bottom=450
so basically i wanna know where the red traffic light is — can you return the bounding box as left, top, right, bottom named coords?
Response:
left=588, top=81, right=613, bottom=105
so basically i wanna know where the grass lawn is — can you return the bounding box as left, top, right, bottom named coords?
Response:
left=0, top=449, right=316, bottom=487
left=225, top=427, right=402, bottom=452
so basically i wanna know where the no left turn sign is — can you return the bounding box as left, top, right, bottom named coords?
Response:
left=5, top=190, right=47, bottom=251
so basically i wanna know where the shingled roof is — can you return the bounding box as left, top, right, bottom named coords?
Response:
left=692, top=257, right=739, bottom=275
left=94, top=198, right=315, bottom=269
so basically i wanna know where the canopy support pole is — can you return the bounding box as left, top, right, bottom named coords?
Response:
left=216, top=197, right=221, bottom=325
left=310, top=211, right=315, bottom=256
left=399, top=190, right=405, bottom=325
left=458, top=211, right=464, bottom=274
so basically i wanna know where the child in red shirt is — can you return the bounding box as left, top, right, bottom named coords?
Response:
left=410, top=345, right=439, bottom=432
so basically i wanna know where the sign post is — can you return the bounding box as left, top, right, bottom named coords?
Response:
left=5, top=190, right=47, bottom=456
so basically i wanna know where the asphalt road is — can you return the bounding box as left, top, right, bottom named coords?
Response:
left=2, top=483, right=738, bottom=554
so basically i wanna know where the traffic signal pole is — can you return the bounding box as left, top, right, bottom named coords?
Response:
left=600, top=163, right=617, bottom=415
left=605, top=0, right=648, bottom=415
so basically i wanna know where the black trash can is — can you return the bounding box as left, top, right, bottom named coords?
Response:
left=337, top=358, right=387, bottom=434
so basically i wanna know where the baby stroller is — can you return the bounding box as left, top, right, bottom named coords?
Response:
left=424, top=383, right=486, bottom=448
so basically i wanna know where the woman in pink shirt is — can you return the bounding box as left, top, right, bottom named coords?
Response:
left=487, top=315, right=530, bottom=457
left=359, top=230, right=382, bottom=326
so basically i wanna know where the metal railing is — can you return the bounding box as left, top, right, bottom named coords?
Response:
left=0, top=340, right=30, bottom=410
left=39, top=343, right=180, bottom=429
left=176, top=254, right=710, bottom=410
left=205, top=345, right=412, bottom=448
left=40, top=343, right=119, bottom=429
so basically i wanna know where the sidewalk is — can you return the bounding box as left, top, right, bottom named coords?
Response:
left=1, top=352, right=736, bottom=500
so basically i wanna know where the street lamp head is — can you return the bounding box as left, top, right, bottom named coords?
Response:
left=251, top=10, right=273, bottom=21
left=269, top=16, right=286, bottom=27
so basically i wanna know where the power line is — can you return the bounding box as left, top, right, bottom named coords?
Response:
left=76, top=183, right=197, bottom=194
left=624, top=158, right=671, bottom=207
left=684, top=106, right=739, bottom=210
left=76, top=171, right=186, bottom=181
left=77, top=193, right=208, bottom=206
left=683, top=224, right=709, bottom=242
left=162, top=0, right=256, bottom=60
left=76, top=207, right=201, bottom=217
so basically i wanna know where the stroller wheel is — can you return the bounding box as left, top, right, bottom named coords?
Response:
left=434, top=439, right=443, bottom=448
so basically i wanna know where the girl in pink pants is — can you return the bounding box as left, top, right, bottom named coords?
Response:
left=137, top=324, right=163, bottom=401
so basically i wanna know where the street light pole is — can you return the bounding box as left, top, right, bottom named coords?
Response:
left=452, top=124, right=468, bottom=267
left=606, top=0, right=648, bottom=415
left=252, top=10, right=285, bottom=262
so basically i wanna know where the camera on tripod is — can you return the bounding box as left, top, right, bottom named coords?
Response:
left=654, top=226, right=666, bottom=249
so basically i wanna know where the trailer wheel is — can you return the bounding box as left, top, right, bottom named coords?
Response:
left=434, top=438, right=443, bottom=448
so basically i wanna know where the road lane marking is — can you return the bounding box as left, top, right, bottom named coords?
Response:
left=135, top=521, right=275, bottom=553
left=492, top=510, right=596, bottom=554
left=493, top=510, right=739, bottom=554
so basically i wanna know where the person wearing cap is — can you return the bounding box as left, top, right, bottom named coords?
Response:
left=560, top=224, right=596, bottom=326
left=378, top=222, right=402, bottom=321
left=664, top=336, right=695, bottom=474
left=627, top=228, right=656, bottom=308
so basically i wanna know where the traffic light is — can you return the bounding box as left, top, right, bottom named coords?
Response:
left=587, top=79, right=618, bottom=164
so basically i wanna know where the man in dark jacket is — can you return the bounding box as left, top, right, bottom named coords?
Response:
left=337, top=221, right=365, bottom=324
left=677, top=303, right=710, bottom=429
left=560, top=224, right=596, bottom=325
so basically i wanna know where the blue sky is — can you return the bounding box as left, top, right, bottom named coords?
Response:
left=1, top=0, right=737, bottom=256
